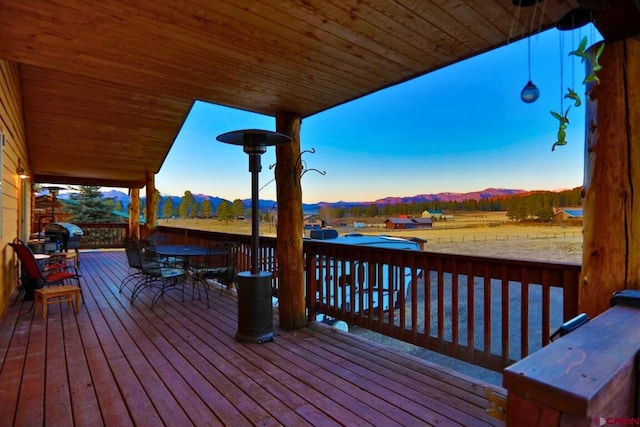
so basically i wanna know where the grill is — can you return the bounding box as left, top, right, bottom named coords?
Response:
left=44, top=223, right=84, bottom=253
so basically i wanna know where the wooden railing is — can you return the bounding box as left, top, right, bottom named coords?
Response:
left=76, top=223, right=128, bottom=249
left=151, top=226, right=582, bottom=371
left=304, top=239, right=580, bottom=372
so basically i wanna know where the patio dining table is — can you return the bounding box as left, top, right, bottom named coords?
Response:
left=151, top=245, right=210, bottom=258
left=150, top=244, right=227, bottom=271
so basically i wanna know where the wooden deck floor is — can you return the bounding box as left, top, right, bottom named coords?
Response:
left=0, top=250, right=505, bottom=426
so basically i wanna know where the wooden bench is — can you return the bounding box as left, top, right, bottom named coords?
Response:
left=34, top=285, right=82, bottom=319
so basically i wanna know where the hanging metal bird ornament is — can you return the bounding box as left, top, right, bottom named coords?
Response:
left=564, top=87, right=581, bottom=107
left=569, top=37, right=590, bottom=62
left=569, top=37, right=605, bottom=85
left=551, top=108, right=570, bottom=151
left=583, top=43, right=605, bottom=84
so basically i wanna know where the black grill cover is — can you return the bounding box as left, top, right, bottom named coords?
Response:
left=45, top=223, right=83, bottom=250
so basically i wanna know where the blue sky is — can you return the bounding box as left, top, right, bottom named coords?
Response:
left=150, top=25, right=601, bottom=204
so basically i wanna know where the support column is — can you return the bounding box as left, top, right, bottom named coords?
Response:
left=275, top=112, right=306, bottom=329
left=129, top=188, right=140, bottom=239
left=145, top=172, right=157, bottom=234
left=581, top=37, right=640, bottom=318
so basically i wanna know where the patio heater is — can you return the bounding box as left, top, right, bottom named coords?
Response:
left=216, top=129, right=292, bottom=343
left=44, top=186, right=62, bottom=221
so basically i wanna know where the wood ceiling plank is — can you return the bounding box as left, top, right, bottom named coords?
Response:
left=382, top=0, right=493, bottom=48
left=30, top=147, right=163, bottom=167
left=221, top=0, right=429, bottom=78
left=291, top=0, right=444, bottom=69
left=123, top=0, right=389, bottom=88
left=336, top=0, right=473, bottom=59
left=80, top=1, right=369, bottom=101
left=0, top=9, right=328, bottom=116
left=0, top=0, right=372, bottom=111
left=428, top=0, right=513, bottom=46
left=22, top=76, right=190, bottom=126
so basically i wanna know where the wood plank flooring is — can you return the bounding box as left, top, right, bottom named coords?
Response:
left=0, top=250, right=505, bottom=426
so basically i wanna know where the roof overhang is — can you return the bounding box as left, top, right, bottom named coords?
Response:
left=1, top=0, right=637, bottom=188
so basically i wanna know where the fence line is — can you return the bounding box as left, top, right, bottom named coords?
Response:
left=429, top=232, right=581, bottom=244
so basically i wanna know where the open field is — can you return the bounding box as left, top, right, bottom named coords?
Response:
left=160, top=211, right=583, bottom=264
left=384, top=224, right=582, bottom=264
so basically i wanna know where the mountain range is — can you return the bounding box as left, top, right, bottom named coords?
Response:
left=57, top=187, right=531, bottom=212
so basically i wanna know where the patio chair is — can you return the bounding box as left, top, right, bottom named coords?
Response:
left=130, top=240, right=186, bottom=308
left=8, top=238, right=81, bottom=304
left=119, top=237, right=158, bottom=293
left=189, top=242, right=239, bottom=308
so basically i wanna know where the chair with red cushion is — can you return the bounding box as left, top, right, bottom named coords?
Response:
left=8, top=238, right=81, bottom=302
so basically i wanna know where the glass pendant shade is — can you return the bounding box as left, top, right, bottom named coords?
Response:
left=521, top=80, right=540, bottom=103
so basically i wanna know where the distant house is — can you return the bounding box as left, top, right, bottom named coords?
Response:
left=303, top=214, right=325, bottom=230
left=422, top=210, right=444, bottom=220
left=554, top=208, right=583, bottom=225
left=385, top=217, right=433, bottom=230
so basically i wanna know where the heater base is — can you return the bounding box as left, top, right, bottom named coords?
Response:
left=235, top=271, right=274, bottom=343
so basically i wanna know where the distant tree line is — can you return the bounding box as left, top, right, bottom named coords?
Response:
left=318, top=187, right=582, bottom=222
left=74, top=186, right=581, bottom=224
left=159, top=190, right=250, bottom=222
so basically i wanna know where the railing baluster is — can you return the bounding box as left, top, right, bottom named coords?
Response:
left=437, top=258, right=445, bottom=353
left=501, top=264, right=510, bottom=367
left=483, top=264, right=492, bottom=366
left=451, top=259, right=459, bottom=359
left=520, top=267, right=530, bottom=359
left=467, top=261, right=475, bottom=363
left=542, top=269, right=551, bottom=346
left=424, top=260, right=431, bottom=350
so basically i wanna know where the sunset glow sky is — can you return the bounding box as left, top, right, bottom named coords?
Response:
left=149, top=25, right=601, bottom=204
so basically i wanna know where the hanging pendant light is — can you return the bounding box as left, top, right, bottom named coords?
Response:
left=521, top=36, right=540, bottom=103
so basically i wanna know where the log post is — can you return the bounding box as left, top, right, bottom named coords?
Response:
left=275, top=112, right=306, bottom=329
left=581, top=38, right=640, bottom=318
left=129, top=188, right=140, bottom=239
left=145, top=172, right=157, bottom=234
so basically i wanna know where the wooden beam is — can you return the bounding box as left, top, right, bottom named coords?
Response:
left=129, top=188, right=140, bottom=239
left=584, top=0, right=640, bottom=41
left=275, top=112, right=306, bottom=329
left=580, top=37, right=640, bottom=318
left=145, top=172, right=157, bottom=234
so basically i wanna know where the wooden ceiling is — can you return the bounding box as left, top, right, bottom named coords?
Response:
left=0, top=0, right=636, bottom=188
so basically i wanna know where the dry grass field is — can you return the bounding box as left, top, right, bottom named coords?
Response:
left=160, top=211, right=583, bottom=264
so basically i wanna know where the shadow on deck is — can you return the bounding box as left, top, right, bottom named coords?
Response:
left=0, top=250, right=505, bottom=426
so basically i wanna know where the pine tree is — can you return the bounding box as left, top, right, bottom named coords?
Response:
left=67, top=186, right=116, bottom=223
left=161, top=198, right=174, bottom=218
left=216, top=200, right=233, bottom=223
left=231, top=199, right=245, bottom=219
left=178, top=191, right=197, bottom=218
left=200, top=199, right=213, bottom=218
